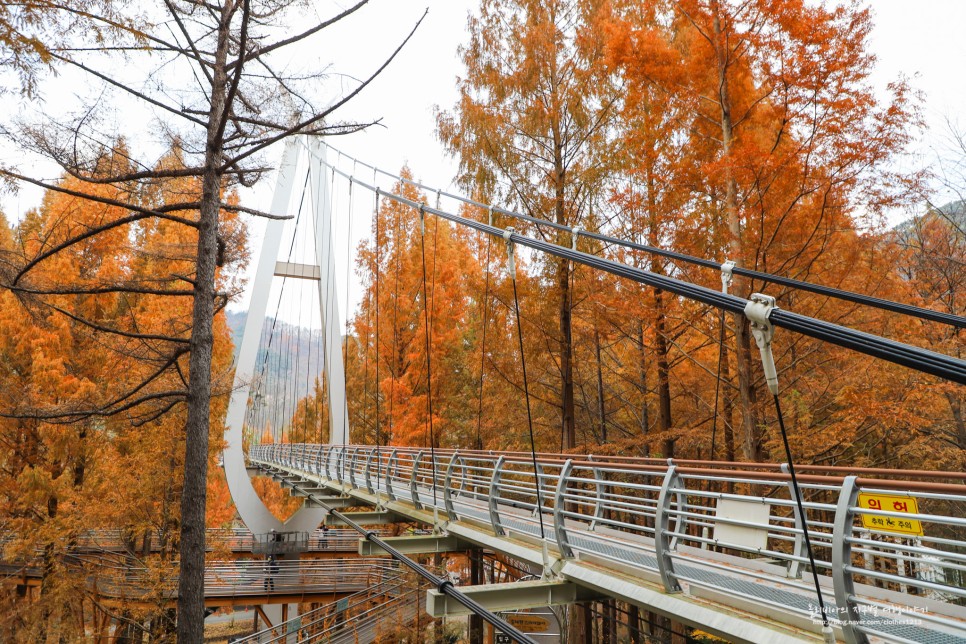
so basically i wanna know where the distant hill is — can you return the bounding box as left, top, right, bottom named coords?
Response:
left=224, top=309, right=328, bottom=408
left=894, top=200, right=966, bottom=235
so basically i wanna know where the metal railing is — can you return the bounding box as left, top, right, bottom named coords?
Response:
left=59, top=552, right=400, bottom=602
left=237, top=575, right=424, bottom=643
left=0, top=527, right=375, bottom=558
left=251, top=443, right=966, bottom=644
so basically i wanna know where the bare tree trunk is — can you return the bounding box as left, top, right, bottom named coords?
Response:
left=628, top=604, right=642, bottom=644
left=554, top=132, right=576, bottom=451
left=558, top=256, right=575, bottom=451
left=595, top=326, right=607, bottom=443
left=719, top=334, right=737, bottom=463
left=468, top=550, right=483, bottom=644
left=648, top=170, right=673, bottom=458
left=712, top=7, right=762, bottom=462
left=176, top=3, right=231, bottom=638
left=638, top=321, right=650, bottom=454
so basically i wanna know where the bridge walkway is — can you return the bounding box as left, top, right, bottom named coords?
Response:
left=252, top=444, right=966, bottom=644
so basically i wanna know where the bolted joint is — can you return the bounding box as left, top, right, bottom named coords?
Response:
left=744, top=293, right=780, bottom=395
left=720, top=259, right=736, bottom=294
left=503, top=227, right=517, bottom=278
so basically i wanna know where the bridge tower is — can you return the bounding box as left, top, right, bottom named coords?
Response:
left=222, top=136, right=347, bottom=536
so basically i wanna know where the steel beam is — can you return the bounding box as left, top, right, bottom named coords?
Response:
left=303, top=496, right=358, bottom=510
left=358, top=535, right=468, bottom=557
left=274, top=261, right=321, bottom=280
left=426, top=580, right=600, bottom=617
left=325, top=511, right=400, bottom=527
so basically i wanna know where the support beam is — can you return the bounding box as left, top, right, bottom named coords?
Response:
left=274, top=261, right=321, bottom=280
left=426, top=580, right=601, bottom=618
left=303, top=496, right=358, bottom=510
left=358, top=534, right=469, bottom=557
left=325, top=511, right=400, bottom=527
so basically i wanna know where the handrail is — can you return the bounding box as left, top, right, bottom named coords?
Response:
left=251, top=443, right=966, bottom=644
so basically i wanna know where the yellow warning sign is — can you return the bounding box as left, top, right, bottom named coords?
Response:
left=857, top=492, right=923, bottom=536
left=506, top=614, right=550, bottom=633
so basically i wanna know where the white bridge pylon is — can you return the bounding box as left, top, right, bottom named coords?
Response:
left=223, top=137, right=348, bottom=534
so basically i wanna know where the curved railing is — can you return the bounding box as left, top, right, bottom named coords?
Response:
left=251, top=443, right=966, bottom=644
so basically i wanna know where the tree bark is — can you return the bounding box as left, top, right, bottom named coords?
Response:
left=712, top=6, right=762, bottom=462
left=638, top=321, right=650, bottom=454
left=595, top=326, right=607, bottom=443
left=176, top=3, right=231, bottom=639
left=554, top=128, right=576, bottom=452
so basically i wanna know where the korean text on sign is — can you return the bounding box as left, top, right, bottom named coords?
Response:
left=857, top=492, right=923, bottom=536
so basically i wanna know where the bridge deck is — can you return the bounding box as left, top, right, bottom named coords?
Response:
left=252, top=444, right=966, bottom=644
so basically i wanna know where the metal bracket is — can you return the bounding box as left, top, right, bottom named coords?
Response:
left=553, top=459, right=575, bottom=559
left=720, top=259, right=736, bottom=294
left=419, top=204, right=426, bottom=236
left=744, top=293, right=780, bottom=395
left=487, top=205, right=494, bottom=227
left=780, top=463, right=805, bottom=580
left=503, top=227, right=516, bottom=277
left=832, top=476, right=868, bottom=644
left=571, top=226, right=581, bottom=250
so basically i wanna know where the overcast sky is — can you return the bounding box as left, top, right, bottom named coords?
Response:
left=2, top=1, right=963, bottom=321
left=243, top=0, right=966, bottom=321
left=308, top=0, right=966, bottom=202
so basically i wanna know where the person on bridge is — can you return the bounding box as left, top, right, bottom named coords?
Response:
left=320, top=524, right=329, bottom=548
left=264, top=554, right=279, bottom=591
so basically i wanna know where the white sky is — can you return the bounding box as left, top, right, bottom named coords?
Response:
left=244, top=0, right=966, bottom=323
left=1, top=0, right=963, bottom=323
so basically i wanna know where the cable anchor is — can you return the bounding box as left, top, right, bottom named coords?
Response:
left=744, top=293, right=780, bottom=395
left=720, top=259, right=736, bottom=294
left=503, top=227, right=516, bottom=278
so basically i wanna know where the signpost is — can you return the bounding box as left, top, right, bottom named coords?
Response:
left=506, top=614, right=550, bottom=633
left=857, top=492, right=923, bottom=536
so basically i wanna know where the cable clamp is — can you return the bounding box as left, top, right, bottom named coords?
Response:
left=571, top=226, right=581, bottom=250
left=720, top=260, right=736, bottom=294
left=503, top=227, right=516, bottom=278
left=436, top=189, right=442, bottom=210
left=744, top=293, right=780, bottom=395
left=488, top=205, right=494, bottom=228
left=418, top=204, right=425, bottom=237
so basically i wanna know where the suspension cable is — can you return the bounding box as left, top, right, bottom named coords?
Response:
left=317, top=142, right=965, bottom=330
left=418, top=204, right=440, bottom=505
left=775, top=394, right=833, bottom=640
left=745, top=294, right=834, bottom=644
left=319, top=167, right=966, bottom=385
left=475, top=208, right=494, bottom=451
left=374, top=188, right=383, bottom=502
left=709, top=263, right=734, bottom=461
left=709, top=310, right=727, bottom=462
left=504, top=229, right=546, bottom=541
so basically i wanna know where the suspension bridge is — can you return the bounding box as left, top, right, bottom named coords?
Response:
left=4, top=135, right=964, bottom=643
